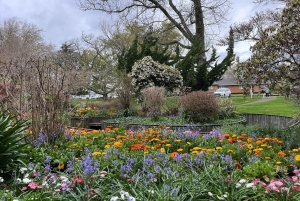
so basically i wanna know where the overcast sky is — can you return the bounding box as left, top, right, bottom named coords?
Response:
left=0, top=0, right=278, bottom=61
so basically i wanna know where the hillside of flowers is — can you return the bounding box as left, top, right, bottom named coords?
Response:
left=1, top=121, right=300, bottom=200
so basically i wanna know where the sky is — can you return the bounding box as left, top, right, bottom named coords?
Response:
left=0, top=0, right=279, bottom=61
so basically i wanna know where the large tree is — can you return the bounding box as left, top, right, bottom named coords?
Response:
left=78, top=0, right=234, bottom=91
left=233, top=0, right=300, bottom=102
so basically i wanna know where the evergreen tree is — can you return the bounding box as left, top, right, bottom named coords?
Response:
left=117, top=35, right=179, bottom=74
left=176, top=29, right=234, bottom=91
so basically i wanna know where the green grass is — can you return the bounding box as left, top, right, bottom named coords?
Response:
left=230, top=94, right=262, bottom=105
left=235, top=96, right=299, bottom=117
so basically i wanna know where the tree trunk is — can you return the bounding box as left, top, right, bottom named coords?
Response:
left=193, top=0, right=206, bottom=65
left=103, top=93, right=108, bottom=102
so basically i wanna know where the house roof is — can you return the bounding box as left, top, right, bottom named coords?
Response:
left=212, top=69, right=239, bottom=86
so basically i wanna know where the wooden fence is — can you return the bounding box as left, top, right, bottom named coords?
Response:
left=242, top=114, right=294, bottom=128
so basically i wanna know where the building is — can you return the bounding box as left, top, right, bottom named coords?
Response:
left=207, top=70, right=261, bottom=94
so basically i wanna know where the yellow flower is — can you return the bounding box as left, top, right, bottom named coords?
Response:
left=292, top=149, right=298, bottom=153
left=53, top=145, right=58, bottom=149
left=261, top=144, right=267, bottom=147
left=104, top=144, right=110, bottom=149
left=176, top=139, right=181, bottom=143
left=177, top=148, right=183, bottom=152
left=187, top=142, right=191, bottom=145
left=247, top=144, right=253, bottom=149
left=265, top=156, right=271, bottom=160
left=216, top=147, right=222, bottom=151
left=295, top=155, right=300, bottom=162
left=276, top=161, right=282, bottom=165
left=161, top=148, right=165, bottom=153
left=193, top=147, right=201, bottom=151
left=207, top=149, right=213, bottom=153
left=232, top=134, right=237, bottom=138
left=267, top=146, right=272, bottom=149
left=227, top=150, right=234, bottom=154
left=114, top=141, right=122, bottom=148
left=191, top=151, right=198, bottom=155
left=92, top=152, right=101, bottom=156
left=166, top=144, right=171, bottom=147
left=101, top=152, right=107, bottom=155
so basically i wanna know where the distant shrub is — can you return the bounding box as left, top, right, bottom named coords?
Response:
left=140, top=86, right=165, bottom=116
left=163, top=96, right=181, bottom=116
left=180, top=91, right=220, bottom=123
left=216, top=97, right=236, bottom=118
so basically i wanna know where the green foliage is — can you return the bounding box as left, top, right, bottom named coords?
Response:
left=176, top=29, right=234, bottom=91
left=0, top=111, right=28, bottom=176
left=180, top=91, right=220, bottom=123
left=117, top=36, right=179, bottom=74
left=242, top=161, right=276, bottom=178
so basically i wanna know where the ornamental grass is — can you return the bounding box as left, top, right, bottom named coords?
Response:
left=1, top=125, right=300, bottom=200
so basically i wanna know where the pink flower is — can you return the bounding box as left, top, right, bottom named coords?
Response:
left=55, top=189, right=61, bottom=192
left=252, top=178, right=260, bottom=184
left=293, top=169, right=299, bottom=174
left=290, top=176, right=298, bottom=182
left=293, top=186, right=300, bottom=192
left=28, top=182, right=38, bottom=189
left=22, top=186, right=28, bottom=191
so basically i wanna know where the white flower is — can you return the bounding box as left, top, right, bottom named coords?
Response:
left=239, top=179, right=247, bottom=183
left=22, top=178, right=32, bottom=184
left=0, top=177, right=3, bottom=183
left=246, top=183, right=254, bottom=188
left=148, top=190, right=155, bottom=194
left=19, top=167, right=28, bottom=174
left=208, top=192, right=213, bottom=196
left=235, top=183, right=242, bottom=188
left=110, top=196, right=119, bottom=201
left=16, top=178, right=22, bottom=183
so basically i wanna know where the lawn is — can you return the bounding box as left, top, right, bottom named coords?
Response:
left=233, top=95, right=299, bottom=117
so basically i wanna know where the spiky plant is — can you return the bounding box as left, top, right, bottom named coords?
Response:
left=0, top=111, right=28, bottom=176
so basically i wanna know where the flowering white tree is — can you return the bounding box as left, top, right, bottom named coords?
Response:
left=131, top=56, right=183, bottom=92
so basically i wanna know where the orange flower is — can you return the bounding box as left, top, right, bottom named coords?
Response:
left=114, top=141, right=122, bottom=148
left=224, top=133, right=230, bottom=139
left=105, top=127, right=111, bottom=132
left=278, top=151, right=286, bottom=157
left=247, top=138, right=253, bottom=143
left=237, top=136, right=244, bottom=141
left=278, top=140, right=283, bottom=144
left=53, top=145, right=58, bottom=149
left=256, top=140, right=262, bottom=145
left=234, top=162, right=242, bottom=169
left=131, top=144, right=143, bottom=151
left=57, top=163, right=65, bottom=170
left=295, top=155, right=300, bottom=162
left=171, top=152, right=178, bottom=158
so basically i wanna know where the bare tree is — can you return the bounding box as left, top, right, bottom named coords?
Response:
left=78, top=0, right=234, bottom=91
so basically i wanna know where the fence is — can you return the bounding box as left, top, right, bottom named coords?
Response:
left=242, top=114, right=294, bottom=128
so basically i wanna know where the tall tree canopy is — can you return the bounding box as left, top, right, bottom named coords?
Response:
left=233, top=0, right=300, bottom=102
left=78, top=0, right=234, bottom=91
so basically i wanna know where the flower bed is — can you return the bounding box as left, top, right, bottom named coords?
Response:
left=101, top=115, right=246, bottom=133
left=1, top=125, right=300, bottom=200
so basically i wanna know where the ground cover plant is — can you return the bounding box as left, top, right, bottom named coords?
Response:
left=2, top=120, right=300, bottom=200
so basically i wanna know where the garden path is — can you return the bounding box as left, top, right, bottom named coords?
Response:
left=240, top=96, right=276, bottom=106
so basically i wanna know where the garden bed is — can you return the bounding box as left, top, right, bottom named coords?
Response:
left=101, top=115, right=246, bottom=133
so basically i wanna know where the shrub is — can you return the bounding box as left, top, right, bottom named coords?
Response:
left=131, top=56, right=183, bottom=92
left=163, top=96, right=181, bottom=116
left=216, top=97, right=236, bottom=118
left=180, top=91, right=220, bottom=123
left=140, top=87, right=165, bottom=115
left=0, top=111, right=28, bottom=177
